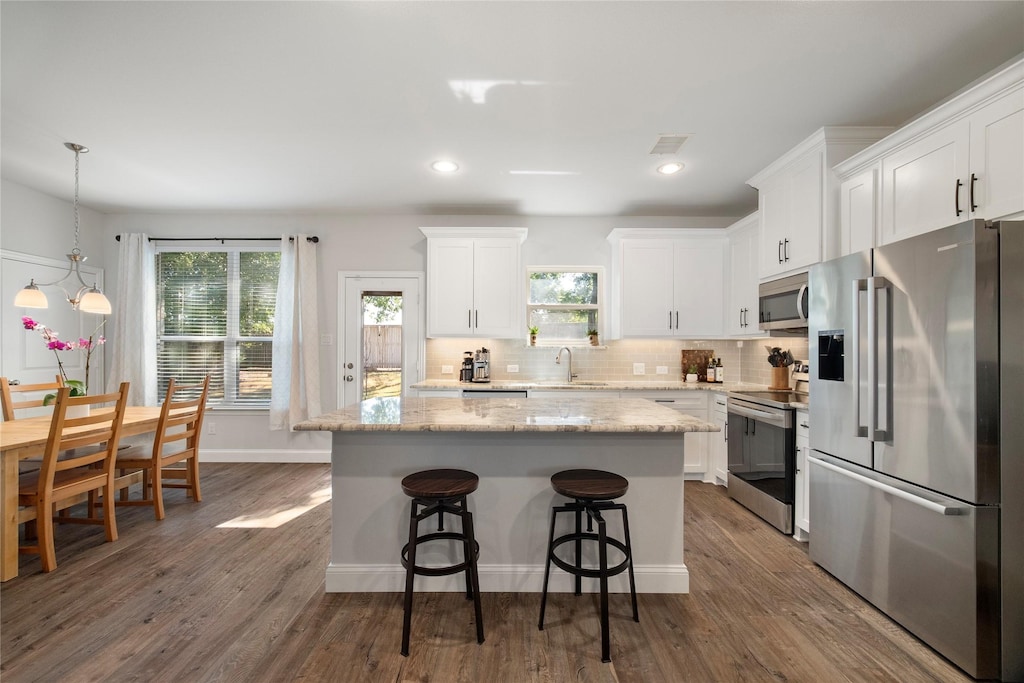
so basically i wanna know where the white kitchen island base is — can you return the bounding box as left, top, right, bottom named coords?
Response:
left=324, top=430, right=687, bottom=593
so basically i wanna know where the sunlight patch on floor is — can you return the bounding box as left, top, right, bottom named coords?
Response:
left=217, top=486, right=331, bottom=529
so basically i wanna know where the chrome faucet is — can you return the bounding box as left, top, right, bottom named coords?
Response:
left=555, top=347, right=576, bottom=383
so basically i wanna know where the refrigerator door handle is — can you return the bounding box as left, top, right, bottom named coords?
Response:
left=853, top=278, right=868, bottom=437
left=867, top=276, right=893, bottom=442
left=809, top=455, right=965, bottom=516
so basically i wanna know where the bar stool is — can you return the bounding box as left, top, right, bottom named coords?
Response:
left=400, top=468, right=484, bottom=657
left=538, top=468, right=639, bottom=663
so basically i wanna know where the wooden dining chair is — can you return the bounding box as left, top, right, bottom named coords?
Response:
left=113, top=377, right=209, bottom=520
left=1, top=375, right=65, bottom=421
left=17, top=382, right=130, bottom=573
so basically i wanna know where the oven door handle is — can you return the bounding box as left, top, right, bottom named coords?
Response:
left=727, top=404, right=786, bottom=428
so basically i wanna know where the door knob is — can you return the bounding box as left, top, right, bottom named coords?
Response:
left=345, top=362, right=354, bottom=369
left=344, top=375, right=354, bottom=382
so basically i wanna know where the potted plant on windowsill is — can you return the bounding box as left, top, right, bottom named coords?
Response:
left=528, top=325, right=539, bottom=346
left=587, top=328, right=599, bottom=346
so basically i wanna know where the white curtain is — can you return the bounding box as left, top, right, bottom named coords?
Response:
left=105, top=233, right=157, bottom=406
left=270, top=234, right=321, bottom=430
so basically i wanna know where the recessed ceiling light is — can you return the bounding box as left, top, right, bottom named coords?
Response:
left=431, top=159, right=459, bottom=173
left=657, top=162, right=685, bottom=175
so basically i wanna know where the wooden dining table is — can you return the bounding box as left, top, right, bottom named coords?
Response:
left=0, top=406, right=163, bottom=582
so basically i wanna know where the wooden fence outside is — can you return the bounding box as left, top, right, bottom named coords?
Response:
left=363, top=325, right=402, bottom=370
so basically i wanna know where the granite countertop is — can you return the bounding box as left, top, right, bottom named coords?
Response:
left=412, top=379, right=767, bottom=393
left=293, top=396, right=720, bottom=433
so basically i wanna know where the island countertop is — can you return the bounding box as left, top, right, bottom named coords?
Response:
left=294, top=396, right=719, bottom=433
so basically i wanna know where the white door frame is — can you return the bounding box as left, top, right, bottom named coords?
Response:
left=337, top=271, right=424, bottom=408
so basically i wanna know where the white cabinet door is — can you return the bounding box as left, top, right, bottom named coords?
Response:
left=727, top=219, right=759, bottom=335
left=758, top=151, right=823, bottom=278
left=794, top=410, right=810, bottom=541
left=620, top=240, right=677, bottom=336
left=472, top=238, right=521, bottom=338
left=881, top=119, right=972, bottom=244
left=968, top=88, right=1024, bottom=221
left=425, top=236, right=522, bottom=338
left=643, top=393, right=709, bottom=479
left=710, top=394, right=728, bottom=485
left=759, top=174, right=790, bottom=277
left=840, top=167, right=878, bottom=255
left=786, top=150, right=824, bottom=271
left=673, top=239, right=725, bottom=338
left=427, top=239, right=475, bottom=336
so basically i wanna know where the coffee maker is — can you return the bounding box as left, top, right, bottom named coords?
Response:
left=460, top=352, right=475, bottom=383
left=471, top=347, right=490, bottom=383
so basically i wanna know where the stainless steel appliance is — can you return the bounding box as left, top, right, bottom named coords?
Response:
left=460, top=351, right=475, bottom=383
left=808, top=219, right=1022, bottom=681
left=758, top=272, right=809, bottom=333
left=471, top=347, right=490, bottom=383
left=726, top=390, right=806, bottom=534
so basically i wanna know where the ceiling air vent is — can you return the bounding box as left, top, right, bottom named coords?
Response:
left=650, top=134, right=691, bottom=155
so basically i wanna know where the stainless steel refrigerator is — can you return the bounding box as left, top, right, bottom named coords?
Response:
left=807, top=219, right=1022, bottom=681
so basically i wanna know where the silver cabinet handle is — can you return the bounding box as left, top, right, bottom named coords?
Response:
left=475, top=309, right=479, bottom=328
left=809, top=456, right=963, bottom=515
left=778, top=240, right=784, bottom=264
left=784, top=238, right=790, bottom=262
left=675, top=311, right=679, bottom=329
left=468, top=309, right=472, bottom=329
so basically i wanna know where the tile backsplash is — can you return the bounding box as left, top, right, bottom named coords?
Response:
left=426, top=337, right=809, bottom=385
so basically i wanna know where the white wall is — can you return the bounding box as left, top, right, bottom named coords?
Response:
left=4, top=177, right=739, bottom=460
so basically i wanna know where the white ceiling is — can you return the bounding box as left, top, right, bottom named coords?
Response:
left=2, top=1, right=1022, bottom=218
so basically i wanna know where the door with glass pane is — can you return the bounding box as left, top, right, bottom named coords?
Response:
left=341, top=275, right=422, bottom=407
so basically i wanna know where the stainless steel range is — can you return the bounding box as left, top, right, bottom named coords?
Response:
left=726, top=386, right=807, bottom=534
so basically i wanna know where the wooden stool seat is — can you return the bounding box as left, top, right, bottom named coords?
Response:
left=551, top=469, right=628, bottom=501
left=400, top=468, right=484, bottom=656
left=401, top=468, right=478, bottom=499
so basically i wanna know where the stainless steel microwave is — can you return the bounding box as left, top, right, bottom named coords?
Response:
left=759, top=272, right=809, bottom=332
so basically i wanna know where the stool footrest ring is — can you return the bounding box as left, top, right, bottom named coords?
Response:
left=550, top=533, right=631, bottom=579
left=402, top=531, right=481, bottom=577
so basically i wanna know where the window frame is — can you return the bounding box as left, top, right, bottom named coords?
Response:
left=154, top=244, right=280, bottom=408
left=525, top=266, right=604, bottom=346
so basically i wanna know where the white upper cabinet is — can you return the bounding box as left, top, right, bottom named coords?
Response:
left=748, top=127, right=893, bottom=279
left=726, top=213, right=759, bottom=336
left=421, top=228, right=527, bottom=338
left=839, top=166, right=880, bottom=254
left=836, top=57, right=1023, bottom=248
left=608, top=229, right=727, bottom=339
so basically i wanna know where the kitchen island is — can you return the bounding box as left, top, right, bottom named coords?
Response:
left=295, top=395, right=717, bottom=594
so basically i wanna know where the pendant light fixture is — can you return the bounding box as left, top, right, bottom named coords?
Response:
left=14, top=142, right=112, bottom=315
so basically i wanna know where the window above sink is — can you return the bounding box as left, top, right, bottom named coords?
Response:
left=526, top=266, right=604, bottom=345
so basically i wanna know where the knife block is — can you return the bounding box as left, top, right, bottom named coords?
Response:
left=769, top=366, right=791, bottom=390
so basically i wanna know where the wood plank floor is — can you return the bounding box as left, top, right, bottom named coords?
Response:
left=1, top=463, right=971, bottom=682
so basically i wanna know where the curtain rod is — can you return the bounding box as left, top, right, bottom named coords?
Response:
left=115, top=235, right=319, bottom=243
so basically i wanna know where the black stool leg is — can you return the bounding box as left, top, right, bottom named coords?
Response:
left=458, top=498, right=473, bottom=600
left=621, top=504, right=639, bottom=622
left=574, top=504, right=583, bottom=596
left=401, top=499, right=420, bottom=657
left=596, top=508, right=610, bottom=663
left=462, top=507, right=485, bottom=644
left=538, top=505, right=558, bottom=630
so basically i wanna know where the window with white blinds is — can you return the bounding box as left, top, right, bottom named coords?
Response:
left=155, top=248, right=280, bottom=407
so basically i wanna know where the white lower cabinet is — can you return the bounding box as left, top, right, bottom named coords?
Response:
left=794, top=409, right=810, bottom=542
left=710, top=393, right=728, bottom=485
left=636, top=392, right=711, bottom=481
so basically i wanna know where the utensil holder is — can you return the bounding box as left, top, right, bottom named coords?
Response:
left=770, top=366, right=790, bottom=390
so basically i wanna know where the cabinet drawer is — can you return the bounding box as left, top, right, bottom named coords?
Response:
left=637, top=393, right=709, bottom=412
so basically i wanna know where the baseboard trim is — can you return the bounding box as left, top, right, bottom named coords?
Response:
left=199, top=449, right=331, bottom=463
left=324, top=563, right=689, bottom=594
